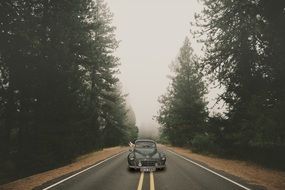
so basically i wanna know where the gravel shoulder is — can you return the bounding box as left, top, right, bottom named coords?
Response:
left=0, top=146, right=127, bottom=190
left=163, top=145, right=285, bottom=190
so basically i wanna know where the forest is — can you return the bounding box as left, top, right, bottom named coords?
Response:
left=1, top=0, right=285, bottom=185
left=0, top=0, right=138, bottom=184
left=157, top=0, right=285, bottom=170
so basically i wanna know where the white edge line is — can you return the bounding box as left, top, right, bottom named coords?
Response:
left=42, top=150, right=126, bottom=190
left=167, top=149, right=251, bottom=190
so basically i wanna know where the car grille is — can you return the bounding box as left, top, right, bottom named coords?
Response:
left=141, top=160, right=156, bottom=167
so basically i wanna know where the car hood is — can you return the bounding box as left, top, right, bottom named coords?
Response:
left=134, top=149, right=160, bottom=159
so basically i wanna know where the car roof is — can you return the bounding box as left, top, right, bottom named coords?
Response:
left=135, top=139, right=156, bottom=143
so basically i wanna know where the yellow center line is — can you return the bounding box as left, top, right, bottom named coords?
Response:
left=150, top=171, right=155, bottom=190
left=137, top=172, right=144, bottom=190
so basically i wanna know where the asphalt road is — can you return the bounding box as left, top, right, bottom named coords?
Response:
left=41, top=148, right=262, bottom=190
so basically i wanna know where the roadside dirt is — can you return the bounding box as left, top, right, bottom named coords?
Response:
left=163, top=145, right=285, bottom=190
left=0, top=146, right=127, bottom=190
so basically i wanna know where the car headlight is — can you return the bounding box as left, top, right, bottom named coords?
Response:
left=161, top=157, right=166, bottom=160
left=129, top=157, right=135, bottom=161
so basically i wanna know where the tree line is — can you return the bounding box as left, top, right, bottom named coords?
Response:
left=157, top=0, right=285, bottom=169
left=0, top=0, right=138, bottom=183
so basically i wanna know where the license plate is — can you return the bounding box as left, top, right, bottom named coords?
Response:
left=140, top=167, right=156, bottom=172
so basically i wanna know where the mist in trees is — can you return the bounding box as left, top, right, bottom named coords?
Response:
left=157, top=0, right=285, bottom=169
left=0, top=0, right=137, bottom=183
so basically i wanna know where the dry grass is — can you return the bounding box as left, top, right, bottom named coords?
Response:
left=0, top=146, right=127, bottom=190
left=164, top=145, right=285, bottom=190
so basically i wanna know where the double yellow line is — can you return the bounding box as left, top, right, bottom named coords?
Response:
left=137, top=172, right=155, bottom=190
left=150, top=172, right=155, bottom=190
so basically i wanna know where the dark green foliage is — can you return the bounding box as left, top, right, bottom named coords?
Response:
left=157, top=0, right=285, bottom=169
left=195, top=0, right=285, bottom=147
left=156, top=37, right=208, bottom=147
left=191, top=134, right=215, bottom=153
left=192, top=0, right=285, bottom=168
left=0, top=0, right=137, bottom=183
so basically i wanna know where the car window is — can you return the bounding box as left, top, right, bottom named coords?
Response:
left=135, top=141, right=155, bottom=149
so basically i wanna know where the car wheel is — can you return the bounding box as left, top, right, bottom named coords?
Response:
left=128, top=167, right=135, bottom=172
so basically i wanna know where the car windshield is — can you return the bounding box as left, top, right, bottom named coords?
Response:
left=135, top=141, right=156, bottom=149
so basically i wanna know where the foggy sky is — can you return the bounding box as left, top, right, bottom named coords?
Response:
left=105, top=0, right=216, bottom=134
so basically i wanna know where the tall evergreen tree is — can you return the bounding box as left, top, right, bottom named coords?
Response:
left=157, top=37, right=208, bottom=146
left=196, top=0, right=285, bottom=149
left=0, top=0, right=137, bottom=183
left=258, top=0, right=285, bottom=145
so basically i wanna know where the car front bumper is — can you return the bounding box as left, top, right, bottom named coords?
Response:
left=129, top=165, right=166, bottom=169
left=128, top=159, right=166, bottom=170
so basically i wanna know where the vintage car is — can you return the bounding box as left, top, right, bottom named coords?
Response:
left=128, top=139, right=166, bottom=172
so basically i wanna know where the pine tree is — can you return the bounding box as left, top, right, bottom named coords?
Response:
left=0, top=0, right=137, bottom=181
left=196, top=0, right=285, bottom=149
left=157, top=37, right=208, bottom=146
left=196, top=0, right=271, bottom=146
left=258, top=0, right=285, bottom=145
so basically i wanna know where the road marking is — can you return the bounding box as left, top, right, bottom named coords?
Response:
left=150, top=171, right=155, bottom=190
left=42, top=151, right=126, bottom=190
left=167, top=150, right=251, bottom=190
left=137, top=172, right=144, bottom=190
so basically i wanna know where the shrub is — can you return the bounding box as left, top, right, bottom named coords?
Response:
left=191, top=134, right=216, bottom=153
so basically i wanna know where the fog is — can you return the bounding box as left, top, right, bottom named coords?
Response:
left=105, top=0, right=214, bottom=137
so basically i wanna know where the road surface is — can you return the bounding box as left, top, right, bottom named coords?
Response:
left=40, top=148, right=263, bottom=190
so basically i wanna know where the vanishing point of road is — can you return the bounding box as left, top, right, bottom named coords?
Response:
left=39, top=147, right=263, bottom=190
